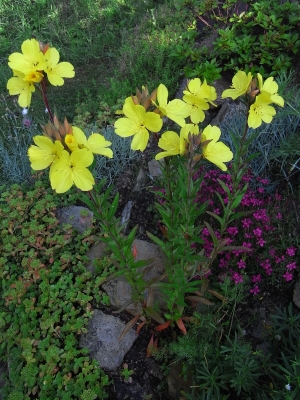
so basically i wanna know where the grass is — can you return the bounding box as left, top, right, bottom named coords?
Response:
left=0, top=0, right=192, bottom=185
left=0, top=0, right=189, bottom=119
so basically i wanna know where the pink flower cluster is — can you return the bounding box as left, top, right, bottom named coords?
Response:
left=195, top=167, right=299, bottom=295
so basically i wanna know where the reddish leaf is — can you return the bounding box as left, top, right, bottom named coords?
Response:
left=147, top=334, right=154, bottom=358
left=119, top=315, right=141, bottom=342
left=136, top=321, right=147, bottom=334
left=155, top=321, right=171, bottom=332
left=176, top=318, right=187, bottom=335
left=132, top=244, right=138, bottom=259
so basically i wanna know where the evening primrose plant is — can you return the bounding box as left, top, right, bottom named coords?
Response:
left=7, top=38, right=74, bottom=121
left=7, top=40, right=285, bottom=333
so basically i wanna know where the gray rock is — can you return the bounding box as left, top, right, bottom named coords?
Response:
left=55, top=206, right=93, bottom=233
left=85, top=242, right=106, bottom=274
left=102, top=239, right=165, bottom=315
left=120, top=200, right=134, bottom=234
left=79, top=310, right=137, bottom=371
left=148, top=159, right=163, bottom=178
left=293, top=279, right=300, bottom=308
left=132, top=167, right=148, bottom=192
left=211, top=98, right=248, bottom=128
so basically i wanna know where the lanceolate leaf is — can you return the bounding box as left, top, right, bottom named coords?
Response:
left=119, top=315, right=142, bottom=342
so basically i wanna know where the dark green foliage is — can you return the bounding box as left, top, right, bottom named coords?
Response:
left=0, top=181, right=109, bottom=398
left=163, top=301, right=300, bottom=399
left=173, top=0, right=300, bottom=78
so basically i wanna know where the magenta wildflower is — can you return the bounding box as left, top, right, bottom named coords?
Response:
left=237, top=259, right=246, bottom=269
left=232, top=271, right=243, bottom=284
left=283, top=271, right=294, bottom=281
left=227, top=226, right=239, bottom=236
left=257, top=237, right=266, bottom=247
left=286, top=262, right=297, bottom=271
left=250, top=286, right=260, bottom=295
left=286, top=247, right=297, bottom=257
left=252, top=274, right=262, bottom=283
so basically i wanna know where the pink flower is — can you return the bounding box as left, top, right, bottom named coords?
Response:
left=250, top=286, right=260, bottom=295
left=253, top=228, right=262, bottom=237
left=227, top=227, right=239, bottom=236
left=286, top=262, right=297, bottom=271
left=286, top=247, right=297, bottom=257
left=276, top=212, right=282, bottom=220
left=232, top=272, right=243, bottom=284
left=241, top=218, right=252, bottom=229
left=257, top=238, right=266, bottom=247
left=283, top=271, right=293, bottom=281
left=252, top=274, right=261, bottom=283
left=237, top=259, right=246, bottom=269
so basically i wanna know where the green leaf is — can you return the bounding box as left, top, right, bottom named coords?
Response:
left=146, top=231, right=166, bottom=251
left=107, top=192, right=119, bottom=219
left=206, top=211, right=223, bottom=226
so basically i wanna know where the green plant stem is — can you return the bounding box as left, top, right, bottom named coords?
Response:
left=40, top=78, right=54, bottom=123
left=88, top=188, right=144, bottom=306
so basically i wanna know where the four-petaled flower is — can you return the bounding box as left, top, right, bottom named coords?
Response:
left=44, top=47, right=75, bottom=86
left=248, top=93, right=276, bottom=128
left=222, top=71, right=253, bottom=100
left=50, top=149, right=95, bottom=193
left=183, top=78, right=217, bottom=124
left=201, top=125, right=233, bottom=171
left=257, top=73, right=284, bottom=107
left=7, top=38, right=75, bottom=107
left=154, top=83, right=192, bottom=127
left=65, top=127, right=113, bottom=158
left=114, top=100, right=162, bottom=151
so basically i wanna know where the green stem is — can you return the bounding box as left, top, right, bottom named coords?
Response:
left=40, top=78, right=54, bottom=123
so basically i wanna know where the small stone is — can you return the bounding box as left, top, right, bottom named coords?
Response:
left=293, top=279, right=300, bottom=308
left=148, top=159, right=163, bottom=178
left=79, top=310, right=137, bottom=371
left=55, top=206, right=93, bottom=233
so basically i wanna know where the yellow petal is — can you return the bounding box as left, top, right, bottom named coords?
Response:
left=73, top=126, right=87, bottom=146
left=144, top=112, right=163, bottom=132
left=131, top=128, right=149, bottom=151
left=202, top=141, right=233, bottom=171
left=114, top=118, right=140, bottom=137
left=28, top=136, right=57, bottom=170
left=201, top=125, right=221, bottom=143
left=157, top=84, right=168, bottom=108
left=72, top=166, right=95, bottom=191
left=158, top=130, right=180, bottom=151
left=87, top=133, right=113, bottom=158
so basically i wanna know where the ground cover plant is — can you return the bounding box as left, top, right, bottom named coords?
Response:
left=0, top=182, right=110, bottom=399
left=0, top=1, right=300, bottom=399
left=172, top=0, right=300, bottom=80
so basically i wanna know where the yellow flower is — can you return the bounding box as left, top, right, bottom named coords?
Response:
left=201, top=125, right=233, bottom=171
left=180, top=123, right=199, bottom=140
left=114, top=101, right=163, bottom=151
left=50, top=149, right=95, bottom=193
left=183, top=78, right=217, bottom=124
left=154, top=84, right=192, bottom=127
left=28, top=136, right=64, bottom=170
left=65, top=127, right=113, bottom=158
left=155, top=124, right=198, bottom=160
left=155, top=131, right=184, bottom=160
left=8, top=38, right=46, bottom=76
left=44, top=47, right=75, bottom=86
left=257, top=73, right=284, bottom=107
left=7, top=70, right=38, bottom=107
left=222, top=71, right=253, bottom=100
left=248, top=94, right=276, bottom=129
